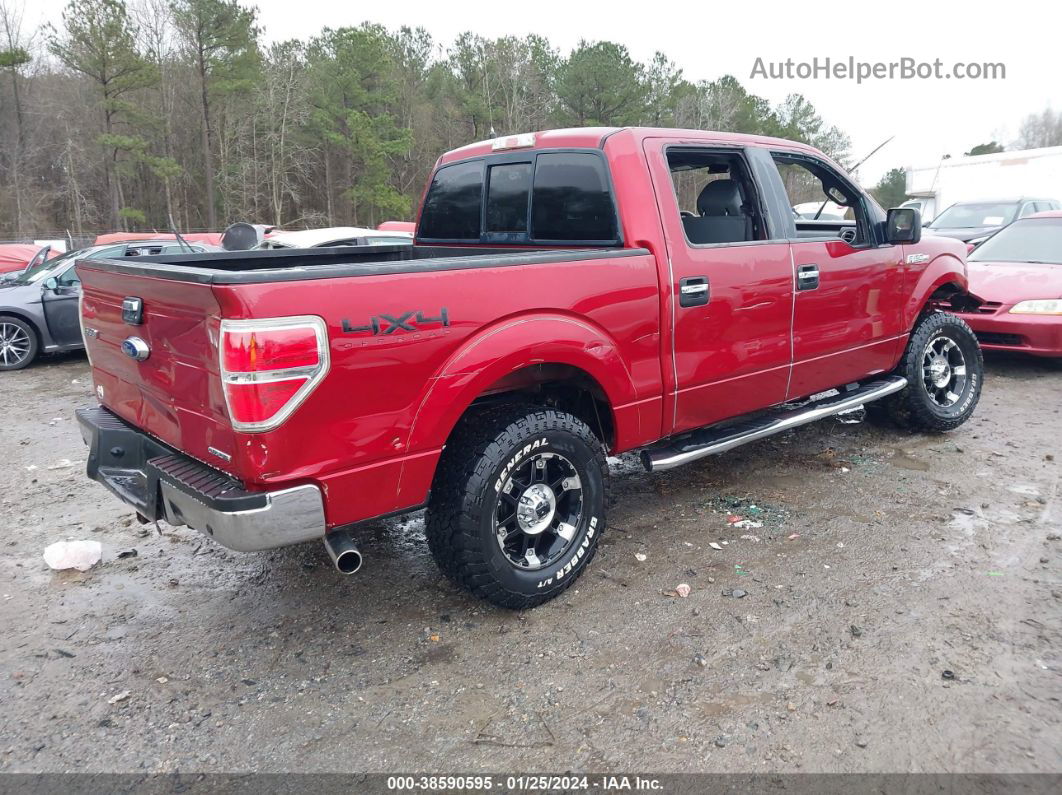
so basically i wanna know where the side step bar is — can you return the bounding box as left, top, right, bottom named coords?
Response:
left=641, top=376, right=908, bottom=472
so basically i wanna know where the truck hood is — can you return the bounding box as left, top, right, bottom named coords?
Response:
left=924, top=225, right=999, bottom=243
left=966, top=261, right=1062, bottom=304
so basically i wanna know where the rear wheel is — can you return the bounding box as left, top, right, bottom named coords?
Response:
left=0, top=317, right=37, bottom=371
left=887, top=311, right=983, bottom=431
left=426, top=404, right=608, bottom=609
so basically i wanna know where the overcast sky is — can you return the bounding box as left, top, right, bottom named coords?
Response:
left=27, top=0, right=1060, bottom=186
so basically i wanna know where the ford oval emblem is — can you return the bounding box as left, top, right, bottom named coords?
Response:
left=121, top=336, right=150, bottom=361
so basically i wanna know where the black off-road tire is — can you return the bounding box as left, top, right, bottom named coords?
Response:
left=0, top=316, right=38, bottom=371
left=887, top=310, right=983, bottom=432
left=425, top=404, right=609, bottom=609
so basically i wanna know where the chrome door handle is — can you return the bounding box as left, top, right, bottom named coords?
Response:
left=679, top=276, right=710, bottom=307
left=797, top=264, right=819, bottom=291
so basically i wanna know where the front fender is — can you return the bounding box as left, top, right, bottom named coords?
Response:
left=0, top=304, right=49, bottom=345
left=904, top=252, right=970, bottom=327
left=406, top=313, right=640, bottom=453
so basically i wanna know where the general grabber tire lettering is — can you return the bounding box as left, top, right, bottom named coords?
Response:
left=425, top=404, right=609, bottom=609
left=887, top=310, right=983, bottom=432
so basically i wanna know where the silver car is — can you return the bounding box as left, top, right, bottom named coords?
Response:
left=0, top=241, right=215, bottom=371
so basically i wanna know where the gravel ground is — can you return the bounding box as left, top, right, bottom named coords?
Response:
left=1, top=352, right=1060, bottom=774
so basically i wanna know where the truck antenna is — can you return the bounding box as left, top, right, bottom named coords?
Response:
left=813, top=135, right=896, bottom=220
left=849, top=135, right=895, bottom=174
left=168, top=213, right=193, bottom=253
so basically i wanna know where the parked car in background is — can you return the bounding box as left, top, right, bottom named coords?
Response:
left=256, top=226, right=413, bottom=249
left=924, top=197, right=1061, bottom=245
left=956, top=211, right=1062, bottom=359
left=94, top=231, right=224, bottom=247
left=792, top=200, right=849, bottom=220
left=76, top=126, right=983, bottom=609
left=900, top=197, right=934, bottom=222
left=0, top=243, right=59, bottom=276
left=377, top=220, right=416, bottom=234
left=0, top=240, right=217, bottom=371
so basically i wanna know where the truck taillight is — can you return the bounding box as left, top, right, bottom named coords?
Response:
left=219, top=316, right=329, bottom=432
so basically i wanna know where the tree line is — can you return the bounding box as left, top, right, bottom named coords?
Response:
left=3, top=0, right=859, bottom=239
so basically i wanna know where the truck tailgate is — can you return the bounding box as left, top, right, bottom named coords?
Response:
left=78, top=263, right=239, bottom=476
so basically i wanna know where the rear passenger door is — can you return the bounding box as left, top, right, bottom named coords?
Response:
left=763, top=151, right=907, bottom=400
left=644, top=140, right=795, bottom=434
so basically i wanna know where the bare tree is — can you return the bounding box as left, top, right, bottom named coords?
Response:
left=0, top=0, right=32, bottom=236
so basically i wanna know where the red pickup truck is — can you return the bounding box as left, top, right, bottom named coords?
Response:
left=76, top=127, right=983, bottom=608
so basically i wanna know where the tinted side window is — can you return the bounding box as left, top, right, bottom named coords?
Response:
left=87, top=245, right=126, bottom=260
left=532, top=153, right=616, bottom=241
left=418, top=161, right=484, bottom=240
left=58, top=266, right=80, bottom=286
left=486, top=163, right=531, bottom=234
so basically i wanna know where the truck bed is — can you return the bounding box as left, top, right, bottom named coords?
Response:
left=85, top=244, right=647, bottom=284
left=75, top=242, right=663, bottom=528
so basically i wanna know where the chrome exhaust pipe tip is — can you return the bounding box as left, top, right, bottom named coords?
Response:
left=323, top=531, right=363, bottom=574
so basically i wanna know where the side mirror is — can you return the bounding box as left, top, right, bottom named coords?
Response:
left=43, top=276, right=59, bottom=291
left=886, top=207, right=921, bottom=245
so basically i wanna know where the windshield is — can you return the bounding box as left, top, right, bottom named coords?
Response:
left=969, top=217, right=1062, bottom=264
left=14, top=248, right=82, bottom=284
left=929, top=202, right=1016, bottom=229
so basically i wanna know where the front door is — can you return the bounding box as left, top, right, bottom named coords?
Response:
left=766, top=152, right=907, bottom=399
left=42, top=264, right=83, bottom=347
left=645, top=140, right=794, bottom=435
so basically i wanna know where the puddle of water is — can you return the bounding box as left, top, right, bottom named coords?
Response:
left=1007, top=484, right=1041, bottom=497
left=700, top=692, right=766, bottom=718
left=890, top=449, right=930, bottom=471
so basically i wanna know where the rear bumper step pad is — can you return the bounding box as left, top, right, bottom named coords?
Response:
left=76, top=406, right=326, bottom=551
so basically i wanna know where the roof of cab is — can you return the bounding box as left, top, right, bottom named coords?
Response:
left=435, top=127, right=822, bottom=166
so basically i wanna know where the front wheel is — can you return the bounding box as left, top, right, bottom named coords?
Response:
left=887, top=310, right=983, bottom=432
left=0, top=316, right=38, bottom=371
left=426, top=405, right=609, bottom=609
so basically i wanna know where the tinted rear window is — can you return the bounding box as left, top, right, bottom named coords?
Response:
left=486, top=163, right=532, bottom=234
left=418, top=150, right=619, bottom=244
left=532, top=153, right=616, bottom=241
left=418, top=161, right=483, bottom=240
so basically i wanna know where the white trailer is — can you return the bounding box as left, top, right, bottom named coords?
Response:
left=903, top=145, right=1062, bottom=222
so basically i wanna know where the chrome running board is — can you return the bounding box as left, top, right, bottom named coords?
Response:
left=641, top=376, right=908, bottom=472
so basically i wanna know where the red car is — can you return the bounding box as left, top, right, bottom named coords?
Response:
left=75, top=127, right=983, bottom=608
left=0, top=243, right=56, bottom=275
left=93, top=232, right=224, bottom=247
left=957, top=211, right=1062, bottom=358
left=376, top=220, right=416, bottom=234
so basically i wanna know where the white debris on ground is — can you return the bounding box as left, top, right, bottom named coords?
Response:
left=42, top=540, right=102, bottom=571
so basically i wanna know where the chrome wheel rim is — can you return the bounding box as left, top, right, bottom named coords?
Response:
left=495, top=451, right=583, bottom=570
left=921, top=334, right=967, bottom=408
left=0, top=322, right=31, bottom=367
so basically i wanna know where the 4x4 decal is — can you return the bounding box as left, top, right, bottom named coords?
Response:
left=342, top=308, right=450, bottom=336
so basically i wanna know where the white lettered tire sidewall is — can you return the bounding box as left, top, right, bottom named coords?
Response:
left=479, top=428, right=606, bottom=600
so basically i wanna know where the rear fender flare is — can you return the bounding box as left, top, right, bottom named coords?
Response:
left=405, top=314, right=638, bottom=453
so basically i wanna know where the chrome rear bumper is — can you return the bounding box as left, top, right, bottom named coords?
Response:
left=76, top=406, right=326, bottom=552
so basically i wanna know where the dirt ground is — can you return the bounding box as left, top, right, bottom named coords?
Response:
left=1, top=352, right=1060, bottom=775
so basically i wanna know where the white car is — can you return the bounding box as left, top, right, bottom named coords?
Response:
left=257, top=226, right=413, bottom=250
left=792, top=201, right=850, bottom=221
